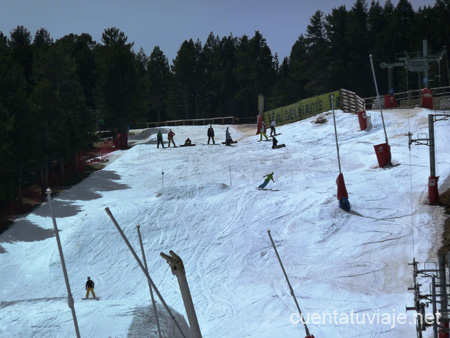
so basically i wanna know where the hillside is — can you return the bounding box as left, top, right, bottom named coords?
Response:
left=1, top=108, right=449, bottom=337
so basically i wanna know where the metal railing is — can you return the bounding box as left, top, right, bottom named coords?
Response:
left=364, top=85, right=450, bottom=109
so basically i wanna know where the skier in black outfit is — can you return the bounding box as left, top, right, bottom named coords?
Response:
left=85, top=277, right=96, bottom=298
left=207, top=125, right=215, bottom=145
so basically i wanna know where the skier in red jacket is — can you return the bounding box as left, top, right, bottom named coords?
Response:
left=168, top=129, right=176, bottom=147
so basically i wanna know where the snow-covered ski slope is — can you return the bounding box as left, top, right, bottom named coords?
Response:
left=1, top=108, right=449, bottom=338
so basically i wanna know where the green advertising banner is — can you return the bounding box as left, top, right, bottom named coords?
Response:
left=264, top=90, right=340, bottom=126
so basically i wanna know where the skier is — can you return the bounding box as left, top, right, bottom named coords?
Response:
left=207, top=125, right=215, bottom=145
left=225, top=127, right=233, bottom=146
left=270, top=120, right=277, bottom=136
left=260, top=122, right=268, bottom=141
left=85, top=277, right=96, bottom=299
left=157, top=130, right=164, bottom=148
left=168, top=129, right=176, bottom=147
left=258, top=172, right=275, bottom=189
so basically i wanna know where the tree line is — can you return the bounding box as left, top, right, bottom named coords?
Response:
left=0, top=0, right=449, bottom=209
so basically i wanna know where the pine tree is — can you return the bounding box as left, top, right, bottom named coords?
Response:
left=287, top=35, right=308, bottom=102
left=325, top=6, right=350, bottom=91
left=96, top=27, right=140, bottom=147
left=147, top=46, right=171, bottom=122
left=345, top=0, right=371, bottom=96
left=172, top=39, right=201, bottom=120
left=9, top=26, right=33, bottom=93
left=235, top=32, right=275, bottom=117
left=305, top=10, right=329, bottom=96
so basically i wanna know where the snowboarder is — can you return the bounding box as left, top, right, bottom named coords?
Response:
left=168, top=129, right=176, bottom=147
left=207, top=125, right=215, bottom=145
left=260, top=122, right=268, bottom=141
left=225, top=127, right=233, bottom=146
left=258, top=172, right=275, bottom=189
left=271, top=136, right=286, bottom=149
left=85, top=277, right=96, bottom=299
left=157, top=130, right=164, bottom=148
left=272, top=136, right=278, bottom=148
left=184, top=138, right=192, bottom=146
left=270, top=120, right=277, bottom=136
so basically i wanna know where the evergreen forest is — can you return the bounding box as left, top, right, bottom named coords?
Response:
left=0, top=0, right=449, bottom=209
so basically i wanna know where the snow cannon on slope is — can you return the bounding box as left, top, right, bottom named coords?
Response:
left=331, top=94, right=351, bottom=212
left=370, top=54, right=393, bottom=168
left=337, top=173, right=351, bottom=212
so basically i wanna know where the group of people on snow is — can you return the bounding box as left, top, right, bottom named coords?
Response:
left=157, top=129, right=176, bottom=148
left=259, top=120, right=277, bottom=141
left=155, top=124, right=239, bottom=148
left=154, top=119, right=280, bottom=189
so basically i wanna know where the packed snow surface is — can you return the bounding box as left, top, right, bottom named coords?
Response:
left=1, top=108, right=450, bottom=338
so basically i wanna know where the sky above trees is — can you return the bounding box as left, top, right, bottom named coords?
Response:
left=0, top=0, right=437, bottom=64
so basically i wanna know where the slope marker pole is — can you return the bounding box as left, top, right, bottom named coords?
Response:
left=46, top=189, right=81, bottom=338
left=136, top=224, right=162, bottom=338
left=267, top=229, right=311, bottom=337
left=105, top=207, right=186, bottom=338
left=370, top=54, right=389, bottom=145
left=330, top=94, right=341, bottom=174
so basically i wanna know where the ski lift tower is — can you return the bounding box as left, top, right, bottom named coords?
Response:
left=398, top=40, right=447, bottom=88
left=380, top=40, right=448, bottom=103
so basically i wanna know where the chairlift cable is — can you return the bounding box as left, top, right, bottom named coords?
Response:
left=407, top=110, right=416, bottom=259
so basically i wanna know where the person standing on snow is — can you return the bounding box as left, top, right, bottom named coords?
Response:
left=270, top=120, right=277, bottom=136
left=157, top=130, right=164, bottom=148
left=85, top=277, right=96, bottom=298
left=168, top=129, right=176, bottom=147
left=225, top=127, right=233, bottom=146
left=258, top=172, right=275, bottom=189
left=207, top=125, right=215, bottom=145
left=260, top=122, right=268, bottom=141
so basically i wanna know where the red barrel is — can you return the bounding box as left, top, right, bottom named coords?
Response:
left=357, top=110, right=367, bottom=131
left=114, top=133, right=122, bottom=148
left=384, top=94, right=398, bottom=108
left=373, top=143, right=392, bottom=167
left=422, top=88, right=433, bottom=109
left=429, top=176, right=440, bottom=203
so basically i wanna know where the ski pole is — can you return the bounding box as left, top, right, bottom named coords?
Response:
left=267, top=229, right=311, bottom=337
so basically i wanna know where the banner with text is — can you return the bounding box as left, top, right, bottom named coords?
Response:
left=264, top=90, right=340, bottom=126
